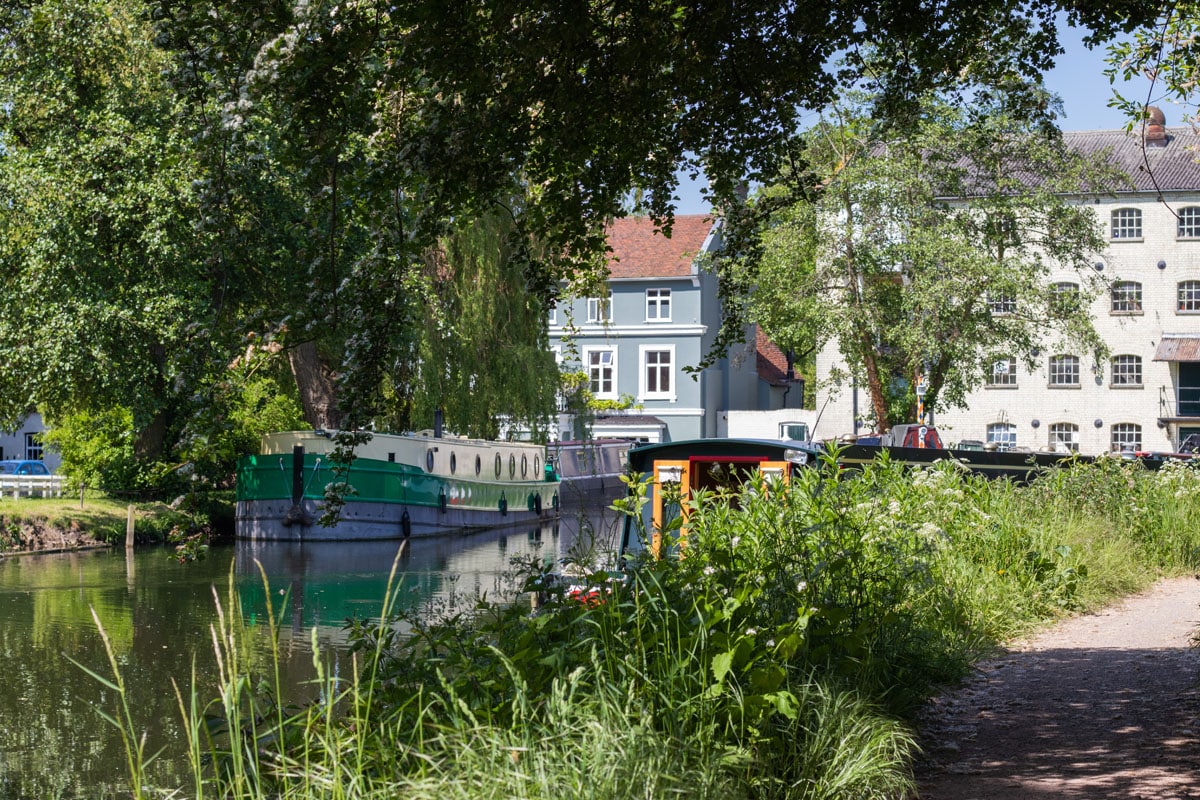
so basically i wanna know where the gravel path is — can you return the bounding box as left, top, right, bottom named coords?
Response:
left=914, top=576, right=1200, bottom=799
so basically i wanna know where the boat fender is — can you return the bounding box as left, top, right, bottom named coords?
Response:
left=533, top=493, right=543, bottom=515
left=401, top=508, right=412, bottom=539
left=552, top=492, right=559, bottom=511
left=527, top=493, right=535, bottom=512
left=438, top=488, right=448, bottom=513
left=499, top=492, right=508, bottom=516
left=283, top=503, right=313, bottom=527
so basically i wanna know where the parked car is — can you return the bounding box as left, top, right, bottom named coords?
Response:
left=0, top=460, right=52, bottom=476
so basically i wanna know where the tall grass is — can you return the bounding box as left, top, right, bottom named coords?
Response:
left=86, top=453, right=1200, bottom=799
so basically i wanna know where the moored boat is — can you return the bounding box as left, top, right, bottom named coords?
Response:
left=236, top=430, right=560, bottom=541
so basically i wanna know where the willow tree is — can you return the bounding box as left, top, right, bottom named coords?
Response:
left=715, top=97, right=1124, bottom=429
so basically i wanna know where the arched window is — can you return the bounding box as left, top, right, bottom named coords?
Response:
left=1111, top=423, right=1142, bottom=452
left=1110, top=281, right=1142, bottom=313
left=1179, top=207, right=1200, bottom=239
left=1110, top=208, right=1142, bottom=240
left=1110, top=355, right=1143, bottom=387
left=1049, top=281, right=1081, bottom=314
left=986, top=423, right=1016, bottom=450
left=1048, top=423, right=1079, bottom=452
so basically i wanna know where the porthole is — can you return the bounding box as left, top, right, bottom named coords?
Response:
left=521, top=455, right=528, bottom=477
left=509, top=454, right=516, bottom=478
left=475, top=455, right=482, bottom=476
left=449, top=453, right=457, bottom=474
left=534, top=456, right=541, bottom=476
left=425, top=449, right=435, bottom=473
left=495, top=454, right=502, bottom=478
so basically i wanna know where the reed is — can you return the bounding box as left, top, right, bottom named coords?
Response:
left=82, top=454, right=1200, bottom=799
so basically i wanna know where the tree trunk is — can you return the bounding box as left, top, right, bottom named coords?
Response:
left=288, top=341, right=343, bottom=430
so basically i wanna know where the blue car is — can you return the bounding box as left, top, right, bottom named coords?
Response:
left=0, top=460, right=51, bottom=476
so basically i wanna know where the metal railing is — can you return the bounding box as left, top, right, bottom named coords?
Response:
left=0, top=475, right=65, bottom=498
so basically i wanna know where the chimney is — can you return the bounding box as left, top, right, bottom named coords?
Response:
left=1143, top=105, right=1168, bottom=147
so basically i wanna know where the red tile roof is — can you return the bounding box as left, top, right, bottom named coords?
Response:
left=605, top=215, right=715, bottom=278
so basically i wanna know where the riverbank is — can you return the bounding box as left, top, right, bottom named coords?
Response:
left=0, top=493, right=232, bottom=555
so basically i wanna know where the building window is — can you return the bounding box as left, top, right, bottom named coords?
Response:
left=1110, top=281, right=1142, bottom=314
left=1049, top=281, right=1081, bottom=314
left=584, top=347, right=616, bottom=398
left=1179, top=207, right=1200, bottom=239
left=1048, top=355, right=1080, bottom=387
left=1110, top=208, right=1142, bottom=240
left=1179, top=281, right=1200, bottom=312
left=646, top=288, right=671, bottom=321
left=987, top=292, right=1016, bottom=315
left=1048, top=423, right=1079, bottom=452
left=1111, top=423, right=1143, bottom=452
left=987, top=357, right=1017, bottom=386
left=24, top=433, right=43, bottom=461
left=986, top=423, right=1017, bottom=450
left=1110, top=354, right=1143, bottom=387
left=548, top=305, right=557, bottom=326
left=641, top=346, right=674, bottom=398
left=587, top=293, right=613, bottom=323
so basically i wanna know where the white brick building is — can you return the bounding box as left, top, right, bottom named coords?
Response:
left=815, top=112, right=1200, bottom=455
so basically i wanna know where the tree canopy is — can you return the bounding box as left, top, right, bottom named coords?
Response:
left=0, top=0, right=1167, bottom=486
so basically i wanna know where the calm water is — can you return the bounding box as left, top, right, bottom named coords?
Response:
left=0, top=507, right=623, bottom=800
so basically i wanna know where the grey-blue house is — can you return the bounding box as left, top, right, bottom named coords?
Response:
left=551, top=215, right=800, bottom=443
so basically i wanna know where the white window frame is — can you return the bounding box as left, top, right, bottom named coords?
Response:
left=645, top=288, right=672, bottom=322
left=587, top=292, right=613, bottom=323
left=1048, top=355, right=1080, bottom=387
left=1110, top=208, right=1142, bottom=240
left=1179, top=207, right=1200, bottom=239
left=987, top=292, right=1016, bottom=315
left=1111, top=423, right=1142, bottom=452
left=583, top=346, right=617, bottom=399
left=1110, top=281, right=1143, bottom=314
left=639, top=344, right=676, bottom=400
left=1110, top=354, right=1143, bottom=387
left=986, top=423, right=1017, bottom=450
left=987, top=356, right=1017, bottom=387
left=1179, top=281, right=1200, bottom=313
left=1048, top=423, right=1079, bottom=452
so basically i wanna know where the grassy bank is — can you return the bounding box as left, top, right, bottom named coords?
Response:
left=94, top=453, right=1200, bottom=799
left=0, top=491, right=234, bottom=550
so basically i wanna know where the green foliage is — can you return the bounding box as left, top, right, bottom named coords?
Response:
left=715, top=95, right=1121, bottom=428
left=41, top=407, right=167, bottom=496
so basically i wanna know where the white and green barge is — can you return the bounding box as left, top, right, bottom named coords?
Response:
left=236, top=430, right=560, bottom=541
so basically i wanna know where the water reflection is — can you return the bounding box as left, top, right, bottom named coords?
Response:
left=0, top=506, right=623, bottom=800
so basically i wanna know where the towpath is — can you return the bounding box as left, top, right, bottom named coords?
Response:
left=915, top=575, right=1200, bottom=799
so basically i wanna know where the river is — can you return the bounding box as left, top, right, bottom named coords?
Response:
left=0, top=505, right=625, bottom=800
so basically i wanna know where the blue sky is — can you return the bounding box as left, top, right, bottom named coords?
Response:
left=675, top=22, right=1168, bottom=214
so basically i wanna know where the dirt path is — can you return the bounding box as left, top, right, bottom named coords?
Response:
left=914, top=576, right=1200, bottom=799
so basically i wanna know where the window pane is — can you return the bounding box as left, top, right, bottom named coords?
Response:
left=645, top=350, right=671, bottom=395
left=1110, top=355, right=1142, bottom=386
left=1048, top=423, right=1079, bottom=452
left=986, top=423, right=1016, bottom=449
left=987, top=357, right=1017, bottom=386
left=1111, top=423, right=1142, bottom=452
left=1179, top=281, right=1200, bottom=312
left=1179, top=207, right=1200, bottom=239
left=1110, top=282, right=1142, bottom=313
left=1049, top=355, right=1080, bottom=386
left=1111, top=208, right=1142, bottom=240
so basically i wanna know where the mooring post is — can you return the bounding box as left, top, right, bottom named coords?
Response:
left=125, top=504, right=135, bottom=551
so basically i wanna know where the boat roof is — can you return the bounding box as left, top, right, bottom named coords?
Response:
left=626, top=438, right=820, bottom=472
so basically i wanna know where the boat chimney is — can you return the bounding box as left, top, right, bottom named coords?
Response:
left=434, top=408, right=444, bottom=439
